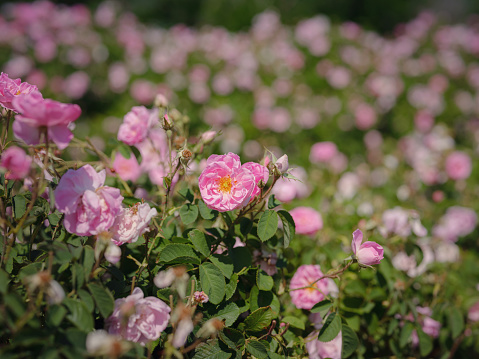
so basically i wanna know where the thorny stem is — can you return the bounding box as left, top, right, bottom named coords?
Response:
left=289, top=261, right=354, bottom=292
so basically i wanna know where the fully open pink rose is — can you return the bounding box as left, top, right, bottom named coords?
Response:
left=352, top=229, right=384, bottom=266
left=445, top=151, right=471, bottom=181
left=0, top=146, right=32, bottom=180
left=12, top=91, right=81, bottom=149
left=290, top=264, right=333, bottom=310
left=290, top=207, right=323, bottom=236
left=117, top=106, right=158, bottom=145
left=198, top=153, right=256, bottom=212
left=112, top=152, right=141, bottom=182
left=111, top=202, right=157, bottom=245
left=106, top=288, right=170, bottom=345
left=54, top=165, right=123, bottom=236
left=0, top=72, right=37, bottom=111
left=242, top=162, right=269, bottom=198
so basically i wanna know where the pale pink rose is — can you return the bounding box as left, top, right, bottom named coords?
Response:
left=0, top=72, right=38, bottom=110
left=381, top=207, right=411, bottom=237
left=198, top=153, right=256, bottom=212
left=290, top=207, right=323, bottom=236
left=242, top=162, right=269, bottom=198
left=271, top=167, right=310, bottom=203
left=0, top=146, right=32, bottom=180
left=104, top=244, right=122, bottom=264
left=111, top=202, right=157, bottom=245
left=468, top=302, right=479, bottom=322
left=422, top=316, right=441, bottom=338
left=130, top=80, right=156, bottom=105
left=445, top=151, right=472, bottom=181
left=290, top=264, right=331, bottom=310
left=433, top=206, right=477, bottom=242
left=305, top=330, right=342, bottom=359
left=351, top=229, right=384, bottom=266
left=355, top=103, right=377, bottom=130
left=117, top=106, right=158, bottom=145
left=310, top=142, right=338, bottom=164
left=106, top=288, right=170, bottom=345
left=12, top=91, right=81, bottom=149
left=54, top=165, right=123, bottom=236
left=113, top=152, right=141, bottom=182
left=414, top=110, right=434, bottom=133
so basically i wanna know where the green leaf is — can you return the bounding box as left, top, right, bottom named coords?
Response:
left=77, top=289, right=94, bottom=312
left=267, top=194, right=281, bottom=209
left=219, top=328, right=245, bottom=350
left=341, top=324, right=359, bottom=358
left=47, top=212, right=61, bottom=226
left=46, top=305, right=67, bottom=327
left=244, top=307, right=274, bottom=332
left=311, top=300, right=333, bottom=316
left=199, top=262, right=225, bottom=305
left=87, top=283, right=114, bottom=318
left=198, top=200, right=216, bottom=220
left=192, top=340, right=232, bottom=359
left=257, top=210, right=278, bottom=242
left=117, top=145, right=131, bottom=159
left=417, top=327, right=433, bottom=357
left=229, top=247, right=252, bottom=272
left=158, top=243, right=200, bottom=265
left=282, top=316, right=305, bottom=330
left=213, top=302, right=240, bottom=326
left=0, top=268, right=10, bottom=293
left=225, top=274, right=238, bottom=300
left=13, top=194, right=27, bottom=219
left=399, top=322, right=414, bottom=348
left=188, top=229, right=211, bottom=257
left=64, top=298, right=94, bottom=332
left=449, top=307, right=464, bottom=339
left=256, top=270, right=274, bottom=291
left=277, top=210, right=295, bottom=247
left=246, top=340, right=268, bottom=359
left=318, top=312, right=341, bottom=342
left=179, top=203, right=198, bottom=225
left=178, top=187, right=195, bottom=203
left=239, top=217, right=253, bottom=237
left=210, top=254, right=234, bottom=279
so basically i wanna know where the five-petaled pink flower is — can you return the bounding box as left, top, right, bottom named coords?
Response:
left=351, top=229, right=384, bottom=266
left=290, top=264, right=337, bottom=310
left=198, top=153, right=257, bottom=212
left=106, top=287, right=170, bottom=345
left=12, top=91, right=81, bottom=149
left=0, top=72, right=38, bottom=111
left=0, top=146, right=32, bottom=180
left=54, top=165, right=123, bottom=236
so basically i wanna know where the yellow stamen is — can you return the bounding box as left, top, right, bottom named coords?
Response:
left=217, top=176, right=232, bottom=193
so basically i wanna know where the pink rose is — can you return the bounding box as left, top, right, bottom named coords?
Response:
left=111, top=202, right=157, bottom=245
left=305, top=330, right=342, bottom=359
left=112, top=152, right=141, bottom=182
left=468, top=302, right=479, bottom=322
left=242, top=162, right=269, bottom=198
left=310, top=142, right=338, bottom=164
left=351, top=229, right=384, bottom=266
left=54, top=165, right=123, bottom=236
left=445, top=151, right=472, bottom=181
left=275, top=154, right=289, bottom=174
left=12, top=91, right=81, bottom=149
left=290, top=264, right=332, bottom=310
left=271, top=167, right=310, bottom=203
left=198, top=153, right=256, bottom=212
left=106, top=288, right=170, bottom=345
left=0, top=72, right=37, bottom=111
left=0, top=146, right=32, bottom=180
left=290, top=207, right=323, bottom=236
left=433, top=206, right=477, bottom=242
left=117, top=106, right=158, bottom=145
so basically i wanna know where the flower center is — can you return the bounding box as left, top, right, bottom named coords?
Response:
left=218, top=176, right=232, bottom=193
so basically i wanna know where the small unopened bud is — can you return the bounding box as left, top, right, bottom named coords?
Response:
left=154, top=94, right=168, bottom=108
left=193, top=291, right=209, bottom=304
left=196, top=318, right=225, bottom=338
left=275, top=154, right=289, bottom=174
left=257, top=179, right=266, bottom=189
left=169, top=109, right=182, bottom=122
left=201, top=131, right=217, bottom=144
left=105, top=244, right=122, bottom=264
left=161, top=114, right=173, bottom=130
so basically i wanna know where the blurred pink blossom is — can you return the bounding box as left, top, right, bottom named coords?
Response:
left=0, top=146, right=32, bottom=180
left=445, top=151, right=472, bottom=181
left=290, top=264, right=333, bottom=310
left=290, top=207, right=323, bottom=236
left=113, top=152, right=141, bottom=182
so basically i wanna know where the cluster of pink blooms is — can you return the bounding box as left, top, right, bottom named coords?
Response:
left=198, top=152, right=268, bottom=212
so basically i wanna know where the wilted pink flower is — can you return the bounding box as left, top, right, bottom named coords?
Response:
left=310, top=142, right=338, bottom=164
left=0, top=72, right=37, bottom=110
left=0, top=146, right=32, bottom=180
left=54, top=165, right=123, bottom=236
left=351, top=229, right=384, bottom=266
left=111, top=202, right=157, bottom=245
left=12, top=91, right=81, bottom=149
left=117, top=106, right=158, bottom=145
left=445, top=151, right=472, bottom=181
left=112, top=152, right=141, bottom=182
left=241, top=162, right=269, bottom=198
left=106, top=288, right=170, bottom=345
left=305, top=330, right=342, bottom=359
left=290, top=207, right=323, bottom=236
left=290, top=264, right=332, bottom=310
left=198, top=153, right=256, bottom=212
left=193, top=291, right=209, bottom=304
